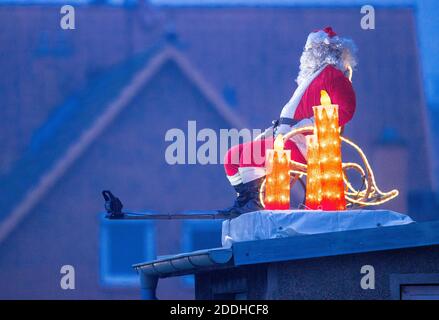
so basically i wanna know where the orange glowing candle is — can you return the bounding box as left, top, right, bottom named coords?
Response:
left=305, top=134, right=322, bottom=210
left=264, top=134, right=291, bottom=210
left=313, top=90, right=346, bottom=211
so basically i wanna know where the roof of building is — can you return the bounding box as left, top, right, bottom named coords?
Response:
left=133, top=247, right=233, bottom=276
left=0, top=6, right=434, bottom=244
left=0, top=41, right=243, bottom=244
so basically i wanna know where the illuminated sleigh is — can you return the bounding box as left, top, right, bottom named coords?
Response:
left=259, top=125, right=399, bottom=209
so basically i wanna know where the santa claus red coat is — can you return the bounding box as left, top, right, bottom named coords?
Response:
left=224, top=64, right=356, bottom=184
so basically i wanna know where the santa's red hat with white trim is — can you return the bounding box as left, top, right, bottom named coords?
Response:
left=305, top=26, right=340, bottom=50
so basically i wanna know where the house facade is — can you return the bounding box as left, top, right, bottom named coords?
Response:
left=0, top=5, right=434, bottom=299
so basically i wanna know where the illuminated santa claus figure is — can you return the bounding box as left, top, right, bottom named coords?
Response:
left=221, top=26, right=358, bottom=215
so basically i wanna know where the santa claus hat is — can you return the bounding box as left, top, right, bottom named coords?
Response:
left=305, top=26, right=340, bottom=50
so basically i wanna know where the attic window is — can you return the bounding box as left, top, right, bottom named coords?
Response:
left=100, top=216, right=155, bottom=287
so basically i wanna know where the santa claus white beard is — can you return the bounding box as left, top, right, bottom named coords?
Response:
left=296, top=50, right=329, bottom=86
left=296, top=42, right=357, bottom=86
left=296, top=65, right=322, bottom=86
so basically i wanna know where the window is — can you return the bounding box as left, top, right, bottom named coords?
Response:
left=390, top=274, right=439, bottom=300
left=100, top=215, right=155, bottom=287
left=401, top=285, right=439, bottom=300
left=180, top=219, right=223, bottom=286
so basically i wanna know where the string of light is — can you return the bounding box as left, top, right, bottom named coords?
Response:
left=259, top=126, right=399, bottom=209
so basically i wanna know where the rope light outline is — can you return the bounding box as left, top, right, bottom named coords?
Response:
left=259, top=126, right=399, bottom=209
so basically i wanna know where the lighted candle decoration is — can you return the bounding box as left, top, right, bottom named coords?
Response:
left=312, top=90, right=346, bottom=211
left=305, top=134, right=322, bottom=209
left=264, top=134, right=291, bottom=210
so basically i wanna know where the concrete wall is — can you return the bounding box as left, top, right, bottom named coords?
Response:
left=196, top=245, right=439, bottom=299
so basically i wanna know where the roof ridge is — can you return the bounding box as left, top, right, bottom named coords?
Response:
left=0, top=43, right=245, bottom=245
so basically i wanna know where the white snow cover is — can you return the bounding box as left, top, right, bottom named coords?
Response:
left=222, top=210, right=414, bottom=247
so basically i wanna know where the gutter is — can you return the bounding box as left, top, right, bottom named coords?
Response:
left=132, top=247, right=233, bottom=299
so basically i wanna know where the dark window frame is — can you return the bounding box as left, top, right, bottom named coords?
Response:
left=390, top=273, right=439, bottom=300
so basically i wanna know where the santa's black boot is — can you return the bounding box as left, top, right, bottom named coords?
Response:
left=232, top=177, right=264, bottom=215
left=218, top=177, right=264, bottom=216
left=218, top=183, right=248, bottom=215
